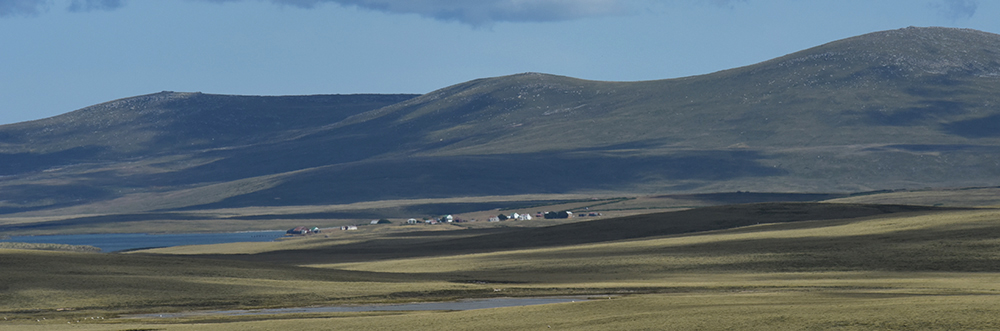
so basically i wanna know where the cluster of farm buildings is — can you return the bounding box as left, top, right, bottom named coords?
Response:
left=286, top=210, right=604, bottom=234
left=285, top=226, right=321, bottom=235
left=396, top=210, right=604, bottom=226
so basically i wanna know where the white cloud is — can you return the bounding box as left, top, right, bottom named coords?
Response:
left=18, top=0, right=973, bottom=28
left=0, top=0, right=49, bottom=17
left=68, top=0, right=124, bottom=12
left=0, top=0, right=723, bottom=25
left=245, top=0, right=637, bottom=26
left=0, top=0, right=124, bottom=16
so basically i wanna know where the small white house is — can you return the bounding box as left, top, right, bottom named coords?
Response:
left=407, top=218, right=420, bottom=224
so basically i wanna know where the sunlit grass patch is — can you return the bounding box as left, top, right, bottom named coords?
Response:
left=314, top=208, right=1000, bottom=279
left=15, top=289, right=999, bottom=331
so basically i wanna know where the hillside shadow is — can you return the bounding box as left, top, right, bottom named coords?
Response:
left=185, top=150, right=787, bottom=209
left=903, top=75, right=967, bottom=97
left=0, top=183, right=115, bottom=214
left=0, top=146, right=108, bottom=176
left=940, top=114, right=1000, bottom=138
left=861, top=100, right=966, bottom=126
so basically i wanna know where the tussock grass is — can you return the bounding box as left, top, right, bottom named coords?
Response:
left=0, top=243, right=100, bottom=253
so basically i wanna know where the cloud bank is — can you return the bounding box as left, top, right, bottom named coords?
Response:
left=351, top=0, right=629, bottom=25
left=247, top=0, right=637, bottom=26
left=0, top=0, right=634, bottom=24
left=68, top=0, right=124, bottom=12
left=0, top=0, right=47, bottom=17
left=0, top=0, right=124, bottom=16
left=0, top=0, right=982, bottom=25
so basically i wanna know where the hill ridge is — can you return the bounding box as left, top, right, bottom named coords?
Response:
left=2, top=27, right=1000, bottom=215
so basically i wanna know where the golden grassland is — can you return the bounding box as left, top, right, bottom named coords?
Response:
left=318, top=208, right=1000, bottom=276
left=4, top=203, right=1000, bottom=330
left=827, top=186, right=1000, bottom=207
left=0, top=249, right=484, bottom=311
left=0, top=290, right=998, bottom=331
left=6, top=277, right=1000, bottom=330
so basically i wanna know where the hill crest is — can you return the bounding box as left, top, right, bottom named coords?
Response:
left=2, top=27, right=1000, bottom=215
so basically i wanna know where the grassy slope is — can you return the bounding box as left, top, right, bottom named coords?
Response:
left=0, top=93, right=418, bottom=215
left=0, top=93, right=419, bottom=156
left=137, top=27, right=1000, bottom=207
left=0, top=248, right=476, bottom=312
left=827, top=186, right=1000, bottom=207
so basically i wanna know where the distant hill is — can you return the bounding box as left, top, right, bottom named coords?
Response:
left=2, top=27, right=999, bottom=216
left=0, top=93, right=419, bottom=213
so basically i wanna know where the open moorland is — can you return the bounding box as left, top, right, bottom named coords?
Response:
left=4, top=195, right=1000, bottom=330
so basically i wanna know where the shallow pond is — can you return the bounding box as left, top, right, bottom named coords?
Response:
left=0, top=231, right=286, bottom=252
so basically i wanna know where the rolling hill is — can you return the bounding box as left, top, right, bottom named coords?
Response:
left=1, top=26, right=999, bottom=218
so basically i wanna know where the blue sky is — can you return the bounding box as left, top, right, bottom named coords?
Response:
left=1, top=0, right=997, bottom=125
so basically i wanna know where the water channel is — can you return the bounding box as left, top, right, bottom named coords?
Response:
left=126, top=297, right=591, bottom=319
left=0, top=231, right=287, bottom=252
